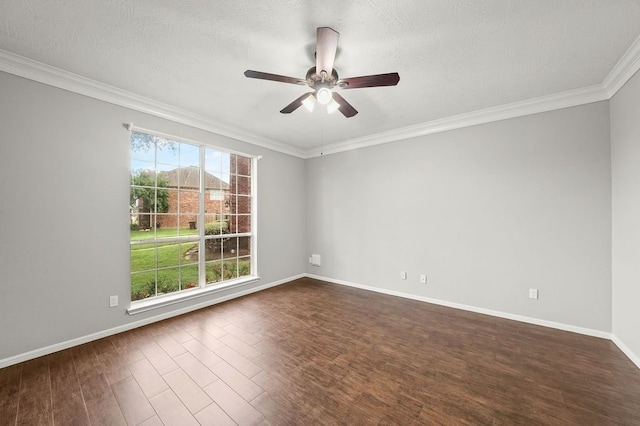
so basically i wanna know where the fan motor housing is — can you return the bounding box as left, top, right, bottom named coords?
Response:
left=305, top=67, right=339, bottom=88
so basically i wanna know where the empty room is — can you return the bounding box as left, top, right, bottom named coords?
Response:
left=1, top=1, right=640, bottom=424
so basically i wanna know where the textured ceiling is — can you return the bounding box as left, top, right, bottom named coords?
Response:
left=2, top=0, right=640, bottom=156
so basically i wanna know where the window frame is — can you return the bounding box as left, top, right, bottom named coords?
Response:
left=127, top=126, right=259, bottom=315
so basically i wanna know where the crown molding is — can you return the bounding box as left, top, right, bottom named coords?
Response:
left=305, top=84, right=609, bottom=158
left=2, top=36, right=640, bottom=160
left=603, top=34, right=640, bottom=98
left=0, top=49, right=306, bottom=158
left=304, top=33, right=640, bottom=158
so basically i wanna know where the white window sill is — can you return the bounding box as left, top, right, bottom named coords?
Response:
left=127, top=276, right=260, bottom=315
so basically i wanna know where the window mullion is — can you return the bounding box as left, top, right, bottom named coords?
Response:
left=198, top=145, right=206, bottom=288
left=250, top=157, right=257, bottom=277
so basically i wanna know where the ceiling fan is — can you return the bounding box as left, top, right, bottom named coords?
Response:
left=244, top=27, right=400, bottom=118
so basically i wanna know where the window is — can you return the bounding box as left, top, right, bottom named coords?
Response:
left=129, top=129, right=256, bottom=305
left=209, top=189, right=224, bottom=201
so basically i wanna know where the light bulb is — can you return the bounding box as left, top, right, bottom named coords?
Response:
left=326, top=98, right=340, bottom=114
left=316, top=88, right=332, bottom=105
left=301, top=94, right=316, bottom=112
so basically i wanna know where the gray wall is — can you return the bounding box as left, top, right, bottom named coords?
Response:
left=0, top=71, right=307, bottom=361
left=306, top=102, right=613, bottom=332
left=2, top=66, right=635, bottom=365
left=611, top=70, right=640, bottom=361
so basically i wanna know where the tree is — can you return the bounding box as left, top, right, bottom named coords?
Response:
left=130, top=171, right=170, bottom=228
left=131, top=131, right=176, bottom=153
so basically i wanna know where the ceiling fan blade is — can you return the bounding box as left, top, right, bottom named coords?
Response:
left=332, top=92, right=358, bottom=118
left=316, top=27, right=340, bottom=77
left=280, top=92, right=314, bottom=114
left=338, top=72, right=400, bottom=89
left=244, top=70, right=306, bottom=85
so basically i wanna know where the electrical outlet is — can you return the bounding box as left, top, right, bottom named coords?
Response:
left=109, top=295, right=118, bottom=307
left=529, top=288, right=538, bottom=299
left=420, top=274, right=427, bottom=284
left=310, top=254, right=321, bottom=266
left=400, top=271, right=407, bottom=280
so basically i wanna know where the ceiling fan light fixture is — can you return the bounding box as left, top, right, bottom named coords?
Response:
left=244, top=26, right=399, bottom=118
left=302, top=93, right=316, bottom=111
left=326, top=98, right=340, bottom=114
left=316, top=87, right=333, bottom=105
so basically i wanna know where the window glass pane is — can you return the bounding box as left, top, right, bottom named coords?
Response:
left=208, top=189, right=224, bottom=201
left=182, top=243, right=198, bottom=265
left=227, top=215, right=237, bottom=234
left=226, top=195, right=238, bottom=214
left=157, top=242, right=181, bottom=269
left=161, top=187, right=178, bottom=214
left=181, top=264, right=199, bottom=289
left=203, top=172, right=222, bottom=190
left=157, top=268, right=180, bottom=295
left=205, top=237, right=223, bottom=261
left=238, top=237, right=251, bottom=257
left=175, top=166, right=199, bottom=190
left=130, top=172, right=170, bottom=233
left=236, top=195, right=251, bottom=214
left=231, top=154, right=251, bottom=176
left=155, top=214, right=179, bottom=236
left=204, top=175, right=227, bottom=218
left=205, top=219, right=229, bottom=236
left=130, top=160, right=155, bottom=179
left=156, top=138, right=180, bottom=168
left=223, top=237, right=238, bottom=260
left=203, top=213, right=220, bottom=225
left=130, top=225, right=154, bottom=242
left=177, top=189, right=199, bottom=214
left=238, top=258, right=251, bottom=278
left=180, top=143, right=199, bottom=168
left=218, top=173, right=231, bottom=189
left=205, top=261, right=222, bottom=284
left=205, top=148, right=227, bottom=175
left=131, top=132, right=156, bottom=162
left=179, top=215, right=199, bottom=234
left=131, top=271, right=155, bottom=301
left=236, top=176, right=251, bottom=196
left=205, top=198, right=225, bottom=215
left=131, top=244, right=157, bottom=273
left=223, top=259, right=238, bottom=280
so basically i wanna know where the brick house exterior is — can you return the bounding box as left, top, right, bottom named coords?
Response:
left=230, top=155, right=251, bottom=252
left=155, top=166, right=230, bottom=229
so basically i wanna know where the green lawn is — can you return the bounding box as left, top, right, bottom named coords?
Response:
left=131, top=228, right=249, bottom=301
left=131, top=227, right=198, bottom=241
left=131, top=241, right=197, bottom=272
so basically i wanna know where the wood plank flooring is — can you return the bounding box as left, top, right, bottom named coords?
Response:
left=1, top=277, right=640, bottom=425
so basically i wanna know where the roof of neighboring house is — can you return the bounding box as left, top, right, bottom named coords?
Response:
left=159, top=166, right=229, bottom=190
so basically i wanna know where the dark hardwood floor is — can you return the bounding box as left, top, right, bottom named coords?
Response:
left=1, top=277, right=639, bottom=425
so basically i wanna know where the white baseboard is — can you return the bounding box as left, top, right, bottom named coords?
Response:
left=306, top=274, right=640, bottom=369
left=0, top=275, right=302, bottom=369
left=612, top=334, right=640, bottom=370
left=5, top=273, right=638, bottom=372
left=304, top=274, right=612, bottom=340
